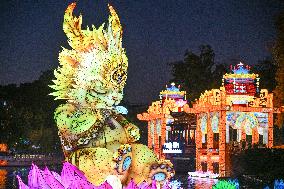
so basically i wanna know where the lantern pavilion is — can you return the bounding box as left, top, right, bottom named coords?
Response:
left=137, top=83, right=196, bottom=159
left=184, top=62, right=283, bottom=177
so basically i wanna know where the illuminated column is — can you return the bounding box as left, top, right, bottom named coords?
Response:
left=154, top=119, right=159, bottom=157
left=263, top=127, right=268, bottom=145
left=151, top=120, right=156, bottom=152
left=219, top=110, right=226, bottom=177
left=165, top=130, right=168, bottom=142
left=237, top=129, right=241, bottom=142
left=148, top=121, right=152, bottom=149
left=196, top=114, right=202, bottom=171
left=160, top=117, right=166, bottom=159
left=241, top=127, right=246, bottom=141
left=268, top=112, right=273, bottom=148
left=226, top=123, right=230, bottom=143
left=252, top=127, right=259, bottom=145
left=207, top=112, right=213, bottom=172
left=185, top=127, right=188, bottom=145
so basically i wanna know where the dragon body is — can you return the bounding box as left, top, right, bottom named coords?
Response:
left=50, top=3, right=174, bottom=186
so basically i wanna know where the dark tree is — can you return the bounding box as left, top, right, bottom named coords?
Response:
left=212, top=63, right=228, bottom=89
left=0, top=70, right=62, bottom=154
left=273, top=12, right=284, bottom=127
left=252, top=58, right=277, bottom=92
left=170, top=45, right=228, bottom=102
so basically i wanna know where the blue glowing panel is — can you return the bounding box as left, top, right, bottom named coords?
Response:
left=263, top=128, right=268, bottom=144
left=153, top=172, right=166, bottom=181
left=115, top=106, right=128, bottom=114
left=156, top=119, right=161, bottom=136
left=200, top=114, right=207, bottom=134
left=226, top=112, right=268, bottom=132
left=211, top=113, right=219, bottom=133
left=202, top=134, right=206, bottom=143
left=226, top=124, right=230, bottom=143
left=122, top=156, right=132, bottom=171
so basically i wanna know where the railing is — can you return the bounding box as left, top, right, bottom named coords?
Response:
left=0, top=154, right=56, bottom=161
left=198, top=148, right=219, bottom=154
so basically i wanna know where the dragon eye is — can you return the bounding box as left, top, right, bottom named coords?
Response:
left=117, top=75, right=123, bottom=83
left=112, top=69, right=126, bottom=84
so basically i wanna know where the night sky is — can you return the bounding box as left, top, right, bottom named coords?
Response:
left=1, top=0, right=284, bottom=104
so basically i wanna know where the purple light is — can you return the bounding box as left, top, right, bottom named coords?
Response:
left=17, top=163, right=168, bottom=189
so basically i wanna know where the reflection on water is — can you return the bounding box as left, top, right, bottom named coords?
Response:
left=0, top=161, right=7, bottom=167
left=188, top=177, right=218, bottom=189
left=2, top=168, right=213, bottom=189
left=172, top=174, right=218, bottom=188
left=0, top=165, right=62, bottom=189
left=0, top=167, right=30, bottom=189
left=0, top=169, right=8, bottom=189
left=0, top=167, right=266, bottom=189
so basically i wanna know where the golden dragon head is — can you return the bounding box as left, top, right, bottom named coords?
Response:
left=50, top=3, right=128, bottom=109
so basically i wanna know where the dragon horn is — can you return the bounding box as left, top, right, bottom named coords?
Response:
left=63, top=2, right=84, bottom=50
left=108, top=4, right=122, bottom=40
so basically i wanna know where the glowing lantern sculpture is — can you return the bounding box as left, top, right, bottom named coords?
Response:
left=138, top=83, right=196, bottom=159
left=0, top=144, right=8, bottom=166
left=16, top=2, right=175, bottom=187
left=184, top=62, right=284, bottom=177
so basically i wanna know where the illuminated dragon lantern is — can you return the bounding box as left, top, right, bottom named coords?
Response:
left=50, top=3, right=174, bottom=186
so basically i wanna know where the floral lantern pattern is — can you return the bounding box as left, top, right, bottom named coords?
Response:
left=156, top=119, right=161, bottom=136
left=211, top=113, right=219, bottom=133
left=200, top=114, right=207, bottom=134
left=150, top=120, right=155, bottom=146
left=235, top=112, right=258, bottom=130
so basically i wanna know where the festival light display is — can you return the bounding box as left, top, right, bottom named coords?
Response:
left=163, top=142, right=183, bottom=154
left=184, top=62, right=283, bottom=177
left=138, top=83, right=196, bottom=158
left=223, top=63, right=259, bottom=96
left=23, top=2, right=175, bottom=187
left=188, top=176, right=218, bottom=189
left=17, top=162, right=165, bottom=189
left=212, top=179, right=239, bottom=189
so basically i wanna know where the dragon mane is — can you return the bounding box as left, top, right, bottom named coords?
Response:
left=50, top=2, right=128, bottom=109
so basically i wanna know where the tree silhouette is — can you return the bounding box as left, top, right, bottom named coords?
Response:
left=0, top=70, right=62, bottom=154
left=170, top=45, right=228, bottom=102
left=273, top=12, right=284, bottom=127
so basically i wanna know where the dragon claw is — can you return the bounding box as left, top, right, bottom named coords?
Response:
left=113, top=144, right=132, bottom=174
left=148, top=159, right=175, bottom=183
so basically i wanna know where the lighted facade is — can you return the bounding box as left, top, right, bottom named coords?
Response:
left=184, top=63, right=283, bottom=177
left=137, top=83, right=196, bottom=159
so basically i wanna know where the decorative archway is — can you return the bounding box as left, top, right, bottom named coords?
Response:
left=235, top=112, right=259, bottom=132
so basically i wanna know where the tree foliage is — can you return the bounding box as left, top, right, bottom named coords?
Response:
left=252, top=57, right=277, bottom=92
left=232, top=148, right=284, bottom=181
left=170, top=45, right=228, bottom=102
left=170, top=44, right=279, bottom=106
left=273, top=12, right=284, bottom=127
left=0, top=70, right=62, bottom=154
